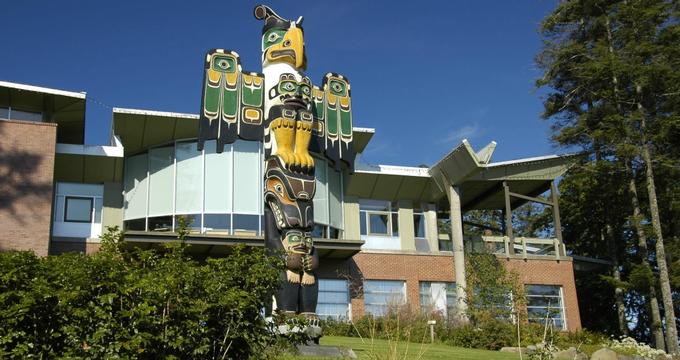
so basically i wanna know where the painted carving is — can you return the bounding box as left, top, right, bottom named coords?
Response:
left=197, top=4, right=356, bottom=320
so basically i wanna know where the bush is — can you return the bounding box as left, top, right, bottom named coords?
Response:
left=0, top=226, right=295, bottom=359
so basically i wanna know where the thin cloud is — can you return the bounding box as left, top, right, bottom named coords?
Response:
left=439, top=123, right=482, bottom=144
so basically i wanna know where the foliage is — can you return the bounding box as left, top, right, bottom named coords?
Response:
left=608, top=336, right=672, bottom=359
left=536, top=0, right=680, bottom=350
left=0, top=226, right=295, bottom=359
left=317, top=335, right=520, bottom=360
left=464, top=253, right=525, bottom=325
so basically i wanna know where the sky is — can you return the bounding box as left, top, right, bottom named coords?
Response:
left=2, top=0, right=561, bottom=166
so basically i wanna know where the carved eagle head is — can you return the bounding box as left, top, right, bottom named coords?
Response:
left=254, top=5, right=307, bottom=70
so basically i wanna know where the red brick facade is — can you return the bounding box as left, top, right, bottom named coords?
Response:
left=503, top=258, right=582, bottom=330
left=50, top=241, right=102, bottom=255
left=317, top=252, right=582, bottom=331
left=0, top=120, right=56, bottom=257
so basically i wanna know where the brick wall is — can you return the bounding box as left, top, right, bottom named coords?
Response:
left=317, top=252, right=582, bottom=331
left=0, top=120, right=56, bottom=257
left=503, top=258, right=582, bottom=330
left=50, top=240, right=101, bottom=255
left=0, top=121, right=105, bottom=257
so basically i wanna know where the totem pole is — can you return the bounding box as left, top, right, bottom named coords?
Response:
left=197, top=5, right=356, bottom=320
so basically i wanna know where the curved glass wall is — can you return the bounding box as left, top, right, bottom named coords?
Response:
left=123, top=139, right=343, bottom=237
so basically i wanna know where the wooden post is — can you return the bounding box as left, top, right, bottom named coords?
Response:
left=503, top=181, right=514, bottom=256
left=551, top=181, right=563, bottom=256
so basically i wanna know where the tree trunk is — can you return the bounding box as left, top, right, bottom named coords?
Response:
left=603, top=224, right=628, bottom=336
left=641, top=142, right=678, bottom=353
left=636, top=84, right=679, bottom=354
left=626, top=160, right=666, bottom=350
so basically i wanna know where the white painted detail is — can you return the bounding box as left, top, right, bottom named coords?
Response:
left=112, top=107, right=199, bottom=119
left=56, top=143, right=124, bottom=157
left=52, top=182, right=104, bottom=240
left=0, top=80, right=86, bottom=99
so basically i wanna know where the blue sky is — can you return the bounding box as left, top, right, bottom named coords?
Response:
left=2, top=1, right=559, bottom=166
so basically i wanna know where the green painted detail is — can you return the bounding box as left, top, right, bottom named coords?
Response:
left=204, top=79, right=220, bottom=114
left=262, top=29, right=286, bottom=50
left=222, top=88, right=238, bottom=117
left=278, top=80, right=297, bottom=95
left=328, top=80, right=347, bottom=96
left=241, top=82, right=263, bottom=107
left=313, top=100, right=324, bottom=120
left=340, top=109, right=352, bottom=137
left=211, top=55, right=236, bottom=73
left=326, top=107, right=338, bottom=135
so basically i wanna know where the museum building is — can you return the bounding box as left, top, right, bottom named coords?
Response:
left=0, top=80, right=583, bottom=330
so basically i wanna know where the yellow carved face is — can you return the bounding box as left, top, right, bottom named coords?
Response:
left=263, top=25, right=306, bottom=69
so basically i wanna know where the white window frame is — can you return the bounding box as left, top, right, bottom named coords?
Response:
left=526, top=284, right=567, bottom=330
left=360, top=201, right=398, bottom=237
left=316, top=279, right=350, bottom=320
left=364, top=280, right=406, bottom=316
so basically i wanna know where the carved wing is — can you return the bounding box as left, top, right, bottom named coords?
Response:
left=322, top=73, right=355, bottom=169
left=198, top=49, right=265, bottom=152
left=309, top=85, right=326, bottom=155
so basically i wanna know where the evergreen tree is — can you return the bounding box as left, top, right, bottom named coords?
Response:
left=537, top=0, right=680, bottom=352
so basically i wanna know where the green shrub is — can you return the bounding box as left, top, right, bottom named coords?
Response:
left=0, top=226, right=297, bottom=359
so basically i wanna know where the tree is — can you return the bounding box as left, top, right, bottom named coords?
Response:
left=537, top=0, right=680, bottom=352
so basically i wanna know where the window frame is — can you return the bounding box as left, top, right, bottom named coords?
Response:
left=525, top=284, right=567, bottom=330
left=316, top=279, right=350, bottom=320
left=63, top=196, right=94, bottom=223
left=360, top=201, right=399, bottom=237
left=419, top=281, right=457, bottom=315
left=363, top=280, right=406, bottom=316
left=413, top=212, right=426, bottom=239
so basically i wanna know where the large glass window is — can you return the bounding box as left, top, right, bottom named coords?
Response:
left=148, top=146, right=174, bottom=216
left=64, top=197, right=93, bottom=223
left=312, top=158, right=343, bottom=238
left=204, top=140, right=232, bottom=213
left=313, top=158, right=329, bottom=225
left=175, top=141, right=202, bottom=214
left=317, top=279, right=350, bottom=320
left=526, top=285, right=566, bottom=330
left=123, top=153, right=148, bottom=221
left=121, top=139, right=280, bottom=236
left=233, top=141, right=261, bottom=215
left=419, top=282, right=457, bottom=316
left=364, top=280, right=406, bottom=316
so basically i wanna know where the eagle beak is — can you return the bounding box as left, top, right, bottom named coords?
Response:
left=267, top=26, right=306, bottom=69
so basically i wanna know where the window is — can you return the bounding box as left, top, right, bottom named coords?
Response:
left=313, top=158, right=344, bottom=233
left=64, top=197, right=93, bottom=223
left=526, top=285, right=566, bottom=330
left=317, top=279, right=350, bottom=320
left=359, top=200, right=398, bottom=236
left=122, top=139, right=265, bottom=235
left=0, top=107, right=42, bottom=122
left=364, top=280, right=406, bottom=316
left=420, top=282, right=457, bottom=316
left=414, top=212, right=426, bottom=238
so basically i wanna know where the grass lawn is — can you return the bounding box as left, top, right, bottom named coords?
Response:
left=279, top=336, right=521, bottom=360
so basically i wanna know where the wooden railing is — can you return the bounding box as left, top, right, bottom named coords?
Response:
left=439, top=233, right=567, bottom=260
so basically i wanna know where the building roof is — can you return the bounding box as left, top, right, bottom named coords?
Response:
left=345, top=139, right=579, bottom=209
left=112, top=107, right=375, bottom=155
left=0, top=81, right=87, bottom=144
left=54, top=142, right=124, bottom=183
